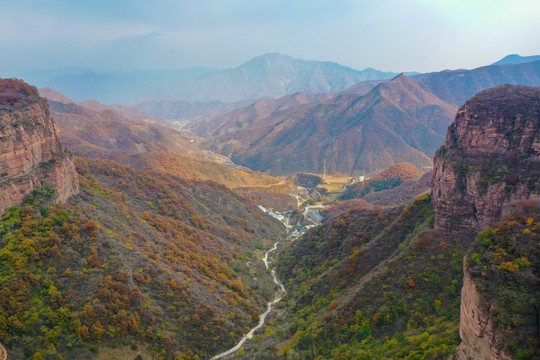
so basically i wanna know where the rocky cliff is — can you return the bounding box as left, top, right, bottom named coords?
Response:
left=455, top=200, right=540, bottom=360
left=454, top=261, right=512, bottom=360
left=432, top=85, right=540, bottom=233
left=0, top=79, right=78, bottom=214
left=430, top=85, right=540, bottom=359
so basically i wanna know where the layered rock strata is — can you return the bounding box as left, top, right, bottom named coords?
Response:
left=431, top=85, right=540, bottom=359
left=432, top=85, right=540, bottom=233
left=454, top=262, right=512, bottom=360
left=0, top=79, right=78, bottom=214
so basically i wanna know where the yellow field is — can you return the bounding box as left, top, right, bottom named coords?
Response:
left=319, top=176, right=354, bottom=193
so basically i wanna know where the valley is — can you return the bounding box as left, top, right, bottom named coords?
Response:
left=1, top=50, right=539, bottom=360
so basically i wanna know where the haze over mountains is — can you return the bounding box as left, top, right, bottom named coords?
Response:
left=32, top=54, right=540, bottom=178
left=169, top=55, right=539, bottom=176
left=18, top=53, right=405, bottom=105
left=491, top=53, right=540, bottom=66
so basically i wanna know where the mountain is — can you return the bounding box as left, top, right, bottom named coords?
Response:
left=433, top=85, right=540, bottom=359
left=0, top=79, right=289, bottom=359
left=202, top=73, right=457, bottom=176
left=455, top=202, right=539, bottom=360
left=432, top=85, right=540, bottom=233
left=40, top=87, right=171, bottom=127
left=21, top=54, right=400, bottom=105
left=0, top=157, right=286, bottom=359
left=491, top=54, right=540, bottom=66
left=40, top=90, right=291, bottom=191
left=174, top=53, right=398, bottom=103
left=414, top=60, right=540, bottom=105
left=38, top=86, right=75, bottom=104
left=0, top=79, right=79, bottom=214
left=240, top=85, right=540, bottom=359
left=342, top=79, right=386, bottom=95
left=188, top=91, right=335, bottom=137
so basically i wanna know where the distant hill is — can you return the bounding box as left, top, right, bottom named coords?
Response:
left=39, top=86, right=74, bottom=104
left=342, top=162, right=424, bottom=200
left=40, top=87, right=172, bottom=127
left=491, top=54, right=540, bottom=66
left=22, top=54, right=400, bottom=104
left=42, top=92, right=286, bottom=190
left=134, top=98, right=258, bottom=124
left=22, top=67, right=217, bottom=104
left=188, top=91, right=335, bottom=137
left=202, top=74, right=457, bottom=175
left=414, top=60, right=540, bottom=105
left=361, top=171, right=431, bottom=206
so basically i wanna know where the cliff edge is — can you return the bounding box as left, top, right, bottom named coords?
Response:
left=0, top=79, right=79, bottom=214
left=456, top=201, right=539, bottom=360
left=430, top=85, right=540, bottom=359
left=432, top=85, right=540, bottom=233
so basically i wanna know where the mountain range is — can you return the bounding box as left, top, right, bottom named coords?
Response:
left=176, top=58, right=540, bottom=176
left=17, top=53, right=404, bottom=104
left=413, top=59, right=540, bottom=105
left=197, top=73, right=457, bottom=175
left=138, top=56, right=540, bottom=127
left=0, top=51, right=539, bottom=360
left=38, top=88, right=294, bottom=192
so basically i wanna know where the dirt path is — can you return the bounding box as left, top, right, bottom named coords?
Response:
left=210, top=239, right=286, bottom=359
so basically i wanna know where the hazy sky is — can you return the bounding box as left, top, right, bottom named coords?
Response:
left=1, top=0, right=539, bottom=74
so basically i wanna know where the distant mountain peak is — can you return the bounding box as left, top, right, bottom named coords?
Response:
left=391, top=72, right=409, bottom=80
left=243, top=52, right=294, bottom=65
left=491, top=54, right=540, bottom=66
left=372, top=72, right=419, bottom=93
left=257, top=52, right=288, bottom=59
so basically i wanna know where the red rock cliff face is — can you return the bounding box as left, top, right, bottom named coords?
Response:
left=431, top=85, right=540, bottom=360
left=0, top=79, right=79, bottom=213
left=454, top=261, right=512, bottom=360
left=432, top=85, right=540, bottom=233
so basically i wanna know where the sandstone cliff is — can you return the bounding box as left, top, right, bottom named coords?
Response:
left=0, top=79, right=78, bottom=214
left=454, top=261, right=512, bottom=360
left=430, top=85, right=540, bottom=359
left=432, top=85, right=540, bottom=233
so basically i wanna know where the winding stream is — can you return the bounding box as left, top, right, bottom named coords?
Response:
left=210, top=240, right=287, bottom=359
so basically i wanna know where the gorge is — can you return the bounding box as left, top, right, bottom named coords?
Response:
left=0, top=62, right=539, bottom=360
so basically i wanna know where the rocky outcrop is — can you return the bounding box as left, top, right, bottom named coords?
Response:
left=0, top=79, right=78, bottom=213
left=454, top=261, right=512, bottom=360
left=0, top=342, right=5, bottom=360
left=432, top=85, right=540, bottom=233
